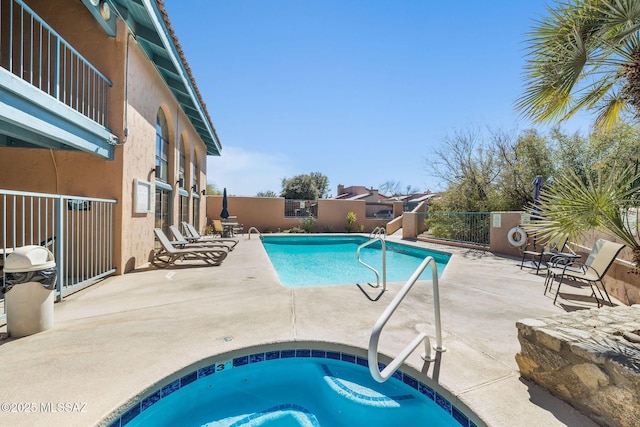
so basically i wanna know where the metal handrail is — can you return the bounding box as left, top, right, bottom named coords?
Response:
left=369, top=226, right=386, bottom=239
left=247, top=226, right=261, bottom=240
left=357, top=237, right=386, bottom=290
left=368, top=256, right=445, bottom=383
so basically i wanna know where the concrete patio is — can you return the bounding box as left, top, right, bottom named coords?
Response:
left=0, top=235, right=607, bottom=426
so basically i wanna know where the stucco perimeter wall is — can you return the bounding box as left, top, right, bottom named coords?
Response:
left=205, top=197, right=396, bottom=234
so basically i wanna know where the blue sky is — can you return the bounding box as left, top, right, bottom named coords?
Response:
left=163, top=0, right=591, bottom=197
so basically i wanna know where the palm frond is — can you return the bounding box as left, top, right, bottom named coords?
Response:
left=526, top=166, right=640, bottom=259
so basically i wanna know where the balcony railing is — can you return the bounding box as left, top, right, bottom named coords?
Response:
left=0, top=0, right=111, bottom=126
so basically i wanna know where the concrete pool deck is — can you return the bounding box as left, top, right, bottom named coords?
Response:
left=0, top=234, right=606, bottom=426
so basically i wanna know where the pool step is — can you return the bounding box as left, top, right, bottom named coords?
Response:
left=320, top=364, right=415, bottom=408
left=204, top=404, right=320, bottom=427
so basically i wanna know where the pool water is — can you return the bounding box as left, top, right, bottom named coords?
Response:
left=123, top=354, right=468, bottom=427
left=261, top=235, right=451, bottom=287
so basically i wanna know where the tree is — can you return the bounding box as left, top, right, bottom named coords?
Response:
left=379, top=181, right=421, bottom=197
left=427, top=128, right=502, bottom=212
left=527, top=166, right=640, bottom=267
left=280, top=172, right=329, bottom=199
left=256, top=190, right=278, bottom=197
left=205, top=182, right=222, bottom=196
left=547, top=123, right=640, bottom=183
left=494, top=129, right=554, bottom=210
left=309, top=172, right=330, bottom=198
left=516, top=0, right=640, bottom=128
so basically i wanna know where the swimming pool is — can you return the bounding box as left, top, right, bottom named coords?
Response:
left=114, top=348, right=479, bottom=427
left=261, top=235, right=451, bottom=287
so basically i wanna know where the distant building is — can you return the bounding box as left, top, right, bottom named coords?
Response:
left=390, top=192, right=438, bottom=211
left=334, top=185, right=389, bottom=203
left=334, top=185, right=437, bottom=211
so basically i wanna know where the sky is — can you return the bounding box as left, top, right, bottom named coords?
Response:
left=162, top=0, right=592, bottom=197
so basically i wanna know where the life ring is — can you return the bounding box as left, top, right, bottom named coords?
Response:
left=507, top=226, right=527, bottom=247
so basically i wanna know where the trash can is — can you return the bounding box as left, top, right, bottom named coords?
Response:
left=3, top=245, right=57, bottom=337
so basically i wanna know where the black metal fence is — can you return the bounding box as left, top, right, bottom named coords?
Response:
left=421, top=212, right=490, bottom=247
left=284, top=200, right=318, bottom=218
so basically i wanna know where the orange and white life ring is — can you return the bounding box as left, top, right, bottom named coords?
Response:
left=507, top=226, right=527, bottom=247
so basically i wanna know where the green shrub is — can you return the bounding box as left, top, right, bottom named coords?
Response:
left=345, top=212, right=357, bottom=232
left=301, top=216, right=316, bottom=233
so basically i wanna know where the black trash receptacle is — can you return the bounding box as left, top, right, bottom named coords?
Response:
left=3, top=245, right=57, bottom=337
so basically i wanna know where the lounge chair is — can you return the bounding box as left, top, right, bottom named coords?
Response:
left=520, top=234, right=575, bottom=274
left=152, top=228, right=228, bottom=267
left=545, top=239, right=625, bottom=307
left=182, top=222, right=239, bottom=248
left=169, top=225, right=235, bottom=251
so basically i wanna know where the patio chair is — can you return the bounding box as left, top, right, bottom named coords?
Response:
left=215, top=218, right=244, bottom=237
left=520, top=234, right=574, bottom=274
left=169, top=225, right=235, bottom=251
left=152, top=228, right=228, bottom=267
left=544, top=239, right=625, bottom=307
left=183, top=222, right=239, bottom=248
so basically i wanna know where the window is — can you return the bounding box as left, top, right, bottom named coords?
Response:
left=192, top=196, right=200, bottom=229
left=178, top=136, right=186, bottom=188
left=154, top=108, right=171, bottom=235
left=191, top=150, right=199, bottom=192
left=155, top=109, right=169, bottom=183
left=179, top=195, right=189, bottom=226
left=155, top=187, right=170, bottom=236
left=191, top=149, right=200, bottom=228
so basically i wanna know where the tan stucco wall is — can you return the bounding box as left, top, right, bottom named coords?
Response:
left=206, top=197, right=397, bottom=234
left=489, top=211, right=530, bottom=258
left=117, top=21, right=208, bottom=272
left=0, top=0, right=211, bottom=273
left=566, top=230, right=640, bottom=305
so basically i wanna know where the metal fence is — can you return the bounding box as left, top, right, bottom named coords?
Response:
left=1, top=190, right=117, bottom=313
left=365, top=202, right=394, bottom=219
left=284, top=200, right=318, bottom=218
left=0, top=0, right=112, bottom=126
left=421, top=212, right=490, bottom=247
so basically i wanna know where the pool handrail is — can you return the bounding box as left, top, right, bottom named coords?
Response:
left=368, top=255, right=446, bottom=383
left=356, top=237, right=386, bottom=291
left=247, top=226, right=261, bottom=240
left=369, top=226, right=386, bottom=239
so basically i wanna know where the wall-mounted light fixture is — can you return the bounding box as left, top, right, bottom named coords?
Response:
left=150, top=166, right=157, bottom=175
left=176, top=178, right=184, bottom=187
left=201, top=190, right=206, bottom=196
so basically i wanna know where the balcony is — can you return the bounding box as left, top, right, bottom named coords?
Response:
left=0, top=0, right=116, bottom=159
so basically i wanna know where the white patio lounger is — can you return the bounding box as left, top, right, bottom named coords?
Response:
left=169, top=225, right=235, bottom=251
left=152, top=228, right=228, bottom=267
left=182, top=222, right=239, bottom=249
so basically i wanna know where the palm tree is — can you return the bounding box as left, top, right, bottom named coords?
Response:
left=526, top=165, right=640, bottom=267
left=516, top=0, right=640, bottom=127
